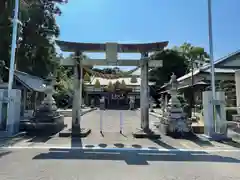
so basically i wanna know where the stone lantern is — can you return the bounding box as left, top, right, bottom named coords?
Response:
left=22, top=73, right=64, bottom=135
left=160, top=73, right=192, bottom=137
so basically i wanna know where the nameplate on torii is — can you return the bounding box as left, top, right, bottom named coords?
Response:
left=148, top=60, right=163, bottom=67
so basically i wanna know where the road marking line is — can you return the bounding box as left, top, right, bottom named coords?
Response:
left=1, top=146, right=240, bottom=152
left=138, top=152, right=176, bottom=156
left=84, top=151, right=120, bottom=155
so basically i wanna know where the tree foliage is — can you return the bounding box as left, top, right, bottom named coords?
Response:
left=94, top=79, right=101, bottom=88
left=17, top=0, right=61, bottom=78
left=84, top=72, right=91, bottom=82
left=121, top=80, right=126, bottom=89
left=173, top=43, right=209, bottom=72
left=149, top=49, right=188, bottom=87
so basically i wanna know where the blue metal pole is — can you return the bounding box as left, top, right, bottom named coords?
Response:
left=7, top=0, right=19, bottom=133
left=208, top=0, right=217, bottom=133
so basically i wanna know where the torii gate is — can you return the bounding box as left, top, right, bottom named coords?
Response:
left=56, top=40, right=168, bottom=138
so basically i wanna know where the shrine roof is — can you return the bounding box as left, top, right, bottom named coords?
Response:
left=56, top=40, right=168, bottom=53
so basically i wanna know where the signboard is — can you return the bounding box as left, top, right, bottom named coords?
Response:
left=111, top=94, right=124, bottom=100
left=149, top=60, right=162, bottom=67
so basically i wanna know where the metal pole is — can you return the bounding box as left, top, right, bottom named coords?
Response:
left=208, top=0, right=216, bottom=99
left=7, top=0, right=19, bottom=133
left=191, top=58, right=195, bottom=116
left=208, top=0, right=217, bottom=132
left=100, top=110, right=103, bottom=133
left=120, top=111, right=123, bottom=134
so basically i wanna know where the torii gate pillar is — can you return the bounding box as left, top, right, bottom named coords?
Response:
left=133, top=52, right=160, bottom=139
left=140, top=52, right=149, bottom=131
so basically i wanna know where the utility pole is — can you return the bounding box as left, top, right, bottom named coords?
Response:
left=207, top=0, right=216, bottom=131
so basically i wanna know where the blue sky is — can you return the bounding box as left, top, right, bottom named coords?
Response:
left=56, top=0, right=240, bottom=70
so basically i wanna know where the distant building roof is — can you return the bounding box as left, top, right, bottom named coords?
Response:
left=85, top=77, right=155, bottom=86
left=56, top=40, right=168, bottom=53
left=176, top=49, right=240, bottom=82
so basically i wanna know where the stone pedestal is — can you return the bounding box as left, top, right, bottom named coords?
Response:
left=160, top=74, right=192, bottom=137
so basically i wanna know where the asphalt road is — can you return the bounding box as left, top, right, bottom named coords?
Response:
left=0, top=148, right=239, bottom=180
left=0, top=110, right=239, bottom=179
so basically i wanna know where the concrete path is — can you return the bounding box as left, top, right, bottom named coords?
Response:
left=6, top=110, right=240, bottom=151
left=0, top=110, right=239, bottom=180
left=0, top=148, right=239, bottom=180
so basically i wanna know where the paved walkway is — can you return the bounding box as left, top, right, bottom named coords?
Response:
left=0, top=148, right=239, bottom=180
left=0, top=110, right=240, bottom=180
left=6, top=110, right=240, bottom=151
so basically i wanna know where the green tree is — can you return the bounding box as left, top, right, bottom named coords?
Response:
left=121, top=80, right=126, bottom=89
left=107, top=81, right=114, bottom=92
left=94, top=79, right=101, bottom=88
left=17, top=0, right=62, bottom=78
left=175, top=43, right=209, bottom=72
left=84, top=72, right=91, bottom=82
left=114, top=80, right=121, bottom=89
left=149, top=49, right=188, bottom=87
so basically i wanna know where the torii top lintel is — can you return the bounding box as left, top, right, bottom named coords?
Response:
left=56, top=40, right=168, bottom=53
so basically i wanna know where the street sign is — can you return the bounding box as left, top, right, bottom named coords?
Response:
left=149, top=60, right=162, bottom=67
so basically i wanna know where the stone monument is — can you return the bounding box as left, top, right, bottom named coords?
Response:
left=160, top=73, right=192, bottom=137
left=20, top=73, right=64, bottom=135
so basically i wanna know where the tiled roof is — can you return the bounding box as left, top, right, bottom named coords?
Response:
left=14, top=70, right=46, bottom=92
left=85, top=77, right=155, bottom=86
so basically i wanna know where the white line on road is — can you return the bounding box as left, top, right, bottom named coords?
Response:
left=138, top=153, right=176, bottom=156
left=84, top=151, right=120, bottom=155
left=1, top=145, right=240, bottom=153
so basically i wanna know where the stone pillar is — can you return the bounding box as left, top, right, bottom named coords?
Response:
left=235, top=70, right=240, bottom=113
left=72, top=51, right=81, bottom=127
left=140, top=52, right=149, bottom=131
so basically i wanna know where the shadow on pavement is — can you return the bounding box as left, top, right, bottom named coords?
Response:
left=71, top=137, right=82, bottom=148
left=185, top=135, right=214, bottom=147
left=149, top=139, right=177, bottom=150
left=27, top=136, right=52, bottom=143
left=32, top=148, right=240, bottom=165
left=217, top=140, right=240, bottom=149
left=0, top=150, right=11, bottom=158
